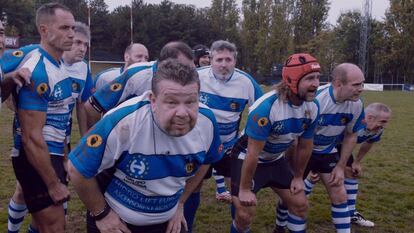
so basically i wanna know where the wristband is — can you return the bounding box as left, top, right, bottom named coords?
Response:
left=90, top=203, right=111, bottom=221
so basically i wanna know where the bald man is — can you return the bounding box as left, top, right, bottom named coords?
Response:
left=94, top=43, right=149, bottom=90
left=303, top=63, right=365, bottom=233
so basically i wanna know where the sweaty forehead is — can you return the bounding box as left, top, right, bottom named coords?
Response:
left=158, top=81, right=199, bottom=95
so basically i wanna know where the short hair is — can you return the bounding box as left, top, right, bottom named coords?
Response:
left=330, top=64, right=348, bottom=84
left=365, top=102, right=392, bottom=117
left=74, top=21, right=90, bottom=41
left=210, top=40, right=237, bottom=59
left=159, top=41, right=194, bottom=61
left=36, top=2, right=71, bottom=28
left=152, top=59, right=200, bottom=96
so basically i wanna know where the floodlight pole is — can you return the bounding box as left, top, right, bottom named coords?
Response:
left=130, top=0, right=133, bottom=44
left=88, top=0, right=91, bottom=66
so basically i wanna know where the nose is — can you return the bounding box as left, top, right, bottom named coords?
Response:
left=175, top=104, right=189, bottom=117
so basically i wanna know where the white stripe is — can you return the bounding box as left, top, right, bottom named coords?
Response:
left=332, top=216, right=350, bottom=224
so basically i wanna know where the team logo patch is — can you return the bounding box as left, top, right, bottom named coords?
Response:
left=230, top=102, right=239, bottom=111
left=341, top=117, right=349, bottom=125
left=185, top=162, right=195, bottom=174
left=36, top=83, right=48, bottom=95
left=305, top=110, right=311, bottom=119
left=86, top=134, right=103, bottom=148
left=302, top=122, right=308, bottom=130
left=110, top=83, right=122, bottom=92
left=127, top=156, right=149, bottom=178
left=72, top=81, right=80, bottom=92
left=257, top=117, right=269, bottom=127
left=12, top=50, right=24, bottom=57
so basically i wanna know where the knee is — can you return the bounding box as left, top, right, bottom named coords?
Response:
left=330, top=187, right=347, bottom=204
left=13, top=186, right=25, bottom=204
left=289, top=198, right=308, bottom=218
left=235, top=208, right=253, bottom=230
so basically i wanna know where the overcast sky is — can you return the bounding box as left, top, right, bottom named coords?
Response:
left=105, top=0, right=390, bottom=25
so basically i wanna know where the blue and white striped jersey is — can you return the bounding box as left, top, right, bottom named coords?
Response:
left=13, top=47, right=73, bottom=156
left=1, top=44, right=39, bottom=74
left=198, top=67, right=262, bottom=149
left=94, top=66, right=123, bottom=90
left=69, top=91, right=223, bottom=226
left=64, top=60, right=94, bottom=140
left=357, top=127, right=383, bottom=144
left=313, top=84, right=365, bottom=154
left=240, top=90, right=319, bottom=163
left=91, top=61, right=157, bottom=113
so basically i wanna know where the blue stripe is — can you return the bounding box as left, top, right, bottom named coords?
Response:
left=8, top=216, right=25, bottom=224
left=313, top=134, right=338, bottom=146
left=334, top=223, right=350, bottom=229
left=348, top=200, right=356, bottom=205
left=318, top=113, right=353, bottom=127
left=332, top=211, right=350, bottom=218
left=116, top=151, right=204, bottom=180
left=271, top=118, right=312, bottom=135
left=218, top=121, right=239, bottom=135
left=199, top=92, right=247, bottom=113
left=287, top=215, right=305, bottom=225
left=106, top=177, right=182, bottom=213
left=8, top=205, right=27, bottom=212
left=263, top=141, right=293, bottom=154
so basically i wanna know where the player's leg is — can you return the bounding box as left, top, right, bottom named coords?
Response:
left=8, top=181, right=28, bottom=233
left=320, top=173, right=350, bottom=233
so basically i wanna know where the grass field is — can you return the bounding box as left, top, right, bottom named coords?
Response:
left=0, top=90, right=413, bottom=233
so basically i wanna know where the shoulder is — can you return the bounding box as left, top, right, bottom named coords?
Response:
left=250, top=90, right=278, bottom=111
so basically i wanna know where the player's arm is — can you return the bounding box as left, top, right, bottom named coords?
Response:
left=1, top=68, right=31, bottom=101
left=19, top=109, right=69, bottom=203
left=330, top=131, right=357, bottom=185
left=167, top=164, right=210, bottom=233
left=76, top=101, right=88, bottom=136
left=85, top=99, right=102, bottom=129
left=239, top=137, right=265, bottom=206
left=290, top=137, right=313, bottom=193
left=351, top=141, right=374, bottom=176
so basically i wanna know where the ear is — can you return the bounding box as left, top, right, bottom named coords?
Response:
left=38, top=24, right=48, bottom=36
left=149, top=91, right=156, bottom=110
left=124, top=53, right=129, bottom=62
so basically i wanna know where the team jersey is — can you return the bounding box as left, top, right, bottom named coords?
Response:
left=64, top=60, right=94, bottom=141
left=94, top=66, right=123, bottom=90
left=198, top=67, right=263, bottom=149
left=69, top=91, right=223, bottom=226
left=1, top=44, right=40, bottom=73
left=338, top=125, right=383, bottom=145
left=313, top=84, right=365, bottom=154
left=90, top=61, right=157, bottom=113
left=239, top=90, right=319, bottom=163
left=12, top=47, right=73, bottom=156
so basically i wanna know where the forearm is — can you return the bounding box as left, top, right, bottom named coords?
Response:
left=68, top=161, right=107, bottom=215
left=355, top=142, right=374, bottom=162
left=1, top=74, right=16, bottom=101
left=240, top=151, right=258, bottom=191
left=85, top=100, right=102, bottom=129
left=292, top=138, right=312, bottom=178
left=76, top=102, right=88, bottom=136
left=338, top=133, right=358, bottom=167
left=178, top=164, right=210, bottom=205
left=22, top=134, right=59, bottom=187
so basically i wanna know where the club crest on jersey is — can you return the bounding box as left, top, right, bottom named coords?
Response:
left=12, top=50, right=24, bottom=57
left=72, top=81, right=80, bottom=92
left=230, top=102, right=239, bottom=111
left=341, top=117, right=349, bottom=125
left=257, top=117, right=268, bottom=127
left=110, top=83, right=122, bottom=92
left=305, top=110, right=311, bottom=119
left=302, top=122, right=308, bottom=130
left=36, top=83, right=48, bottom=95
left=127, top=156, right=149, bottom=178
left=272, top=122, right=284, bottom=134
left=86, top=134, right=103, bottom=148
left=185, top=162, right=194, bottom=174
left=199, top=93, right=208, bottom=105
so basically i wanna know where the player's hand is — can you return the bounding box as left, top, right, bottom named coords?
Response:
left=47, top=181, right=70, bottom=205
left=290, top=177, right=304, bottom=195
left=166, top=203, right=187, bottom=233
left=329, top=165, right=345, bottom=186
left=351, top=162, right=362, bottom=177
left=11, top=68, right=31, bottom=87
left=238, top=189, right=257, bottom=206
left=96, top=209, right=131, bottom=233
left=308, top=171, right=320, bottom=184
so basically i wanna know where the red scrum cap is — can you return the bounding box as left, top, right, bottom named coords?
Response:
left=282, top=53, right=320, bottom=94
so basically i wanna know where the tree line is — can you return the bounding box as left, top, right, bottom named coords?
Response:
left=1, top=0, right=413, bottom=84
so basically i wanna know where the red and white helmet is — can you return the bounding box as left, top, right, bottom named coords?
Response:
left=282, top=53, right=320, bottom=94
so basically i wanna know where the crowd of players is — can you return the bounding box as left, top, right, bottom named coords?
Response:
left=0, top=2, right=392, bottom=233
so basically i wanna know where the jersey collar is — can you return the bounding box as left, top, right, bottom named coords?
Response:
left=39, top=47, right=62, bottom=68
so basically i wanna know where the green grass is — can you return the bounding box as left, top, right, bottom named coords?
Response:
left=0, top=90, right=413, bottom=233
